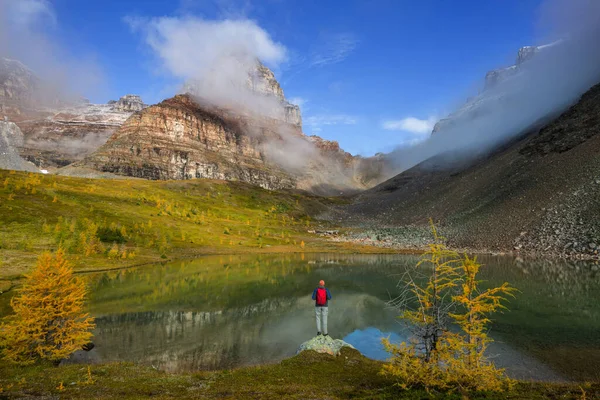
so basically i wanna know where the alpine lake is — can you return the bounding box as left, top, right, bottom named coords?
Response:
left=1, top=253, right=599, bottom=382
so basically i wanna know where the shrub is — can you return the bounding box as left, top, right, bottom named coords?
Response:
left=96, top=226, right=126, bottom=244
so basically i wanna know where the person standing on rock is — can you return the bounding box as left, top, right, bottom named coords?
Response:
left=312, top=280, right=332, bottom=336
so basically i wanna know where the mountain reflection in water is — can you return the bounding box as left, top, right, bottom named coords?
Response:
left=65, top=253, right=600, bottom=382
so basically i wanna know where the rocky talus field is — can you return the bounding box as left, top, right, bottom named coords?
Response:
left=335, top=82, right=600, bottom=259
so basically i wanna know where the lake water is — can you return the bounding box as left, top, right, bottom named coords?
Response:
left=28, top=253, right=600, bottom=381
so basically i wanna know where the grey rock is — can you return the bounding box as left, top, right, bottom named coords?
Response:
left=0, top=120, right=38, bottom=172
left=516, top=46, right=539, bottom=65
left=0, top=58, right=38, bottom=106
left=111, top=94, right=146, bottom=112
left=296, top=335, right=355, bottom=356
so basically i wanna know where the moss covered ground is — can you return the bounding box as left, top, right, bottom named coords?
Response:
left=1, top=348, right=597, bottom=399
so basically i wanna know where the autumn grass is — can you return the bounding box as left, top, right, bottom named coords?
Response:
left=0, top=348, right=597, bottom=399
left=0, top=170, right=391, bottom=279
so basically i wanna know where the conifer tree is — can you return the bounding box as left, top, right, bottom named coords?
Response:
left=0, top=249, right=95, bottom=365
left=383, top=221, right=516, bottom=391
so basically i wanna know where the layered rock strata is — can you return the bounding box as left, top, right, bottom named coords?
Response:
left=82, top=94, right=390, bottom=193
left=82, top=95, right=295, bottom=190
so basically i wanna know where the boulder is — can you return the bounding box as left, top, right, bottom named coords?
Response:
left=296, top=335, right=355, bottom=356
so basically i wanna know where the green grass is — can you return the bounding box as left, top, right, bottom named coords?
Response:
left=0, top=348, right=597, bottom=399
left=0, top=170, right=388, bottom=279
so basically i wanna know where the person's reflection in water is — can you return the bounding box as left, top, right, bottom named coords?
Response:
left=312, top=279, right=332, bottom=336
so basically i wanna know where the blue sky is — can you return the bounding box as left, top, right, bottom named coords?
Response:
left=7, top=0, right=547, bottom=156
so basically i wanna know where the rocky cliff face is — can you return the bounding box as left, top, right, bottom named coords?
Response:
left=81, top=93, right=390, bottom=193
left=1, top=58, right=148, bottom=170
left=81, top=94, right=295, bottom=190
left=250, top=62, right=302, bottom=127
left=81, top=60, right=390, bottom=194
left=0, top=120, right=38, bottom=172
left=249, top=63, right=285, bottom=101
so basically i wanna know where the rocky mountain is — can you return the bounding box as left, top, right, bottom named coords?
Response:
left=0, top=58, right=38, bottom=109
left=80, top=94, right=296, bottom=190
left=432, top=43, right=559, bottom=135
left=0, top=59, right=146, bottom=169
left=80, top=93, right=389, bottom=193
left=16, top=96, right=146, bottom=169
left=109, top=94, right=146, bottom=112
left=338, top=82, right=600, bottom=258
left=80, top=61, right=391, bottom=194
left=1, top=57, right=390, bottom=193
left=0, top=120, right=37, bottom=172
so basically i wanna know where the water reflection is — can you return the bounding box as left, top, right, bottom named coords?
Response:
left=65, top=253, right=600, bottom=382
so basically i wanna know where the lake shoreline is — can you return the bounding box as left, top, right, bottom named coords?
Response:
left=0, top=348, right=597, bottom=399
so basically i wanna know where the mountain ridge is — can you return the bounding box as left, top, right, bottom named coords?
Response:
left=337, top=81, right=600, bottom=258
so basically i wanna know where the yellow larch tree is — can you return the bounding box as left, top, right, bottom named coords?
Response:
left=0, top=249, right=95, bottom=365
left=382, top=221, right=516, bottom=392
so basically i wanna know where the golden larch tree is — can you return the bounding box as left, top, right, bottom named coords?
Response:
left=0, top=249, right=95, bottom=365
left=382, top=221, right=516, bottom=392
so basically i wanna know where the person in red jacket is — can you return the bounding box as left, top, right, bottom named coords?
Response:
left=311, top=280, right=332, bottom=336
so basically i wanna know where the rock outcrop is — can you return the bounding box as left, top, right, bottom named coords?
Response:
left=0, top=120, right=38, bottom=172
left=248, top=62, right=302, bottom=127
left=296, top=335, right=355, bottom=356
left=110, top=94, right=146, bottom=112
left=249, top=63, right=285, bottom=101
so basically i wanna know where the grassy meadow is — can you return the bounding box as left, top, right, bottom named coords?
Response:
left=0, top=170, right=387, bottom=280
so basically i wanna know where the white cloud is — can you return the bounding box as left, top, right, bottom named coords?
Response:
left=0, top=0, right=105, bottom=101
left=310, top=33, right=358, bottom=67
left=126, top=16, right=286, bottom=81
left=382, top=116, right=437, bottom=134
left=288, top=96, right=306, bottom=108
left=5, top=0, right=56, bottom=27
left=304, top=113, right=358, bottom=134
